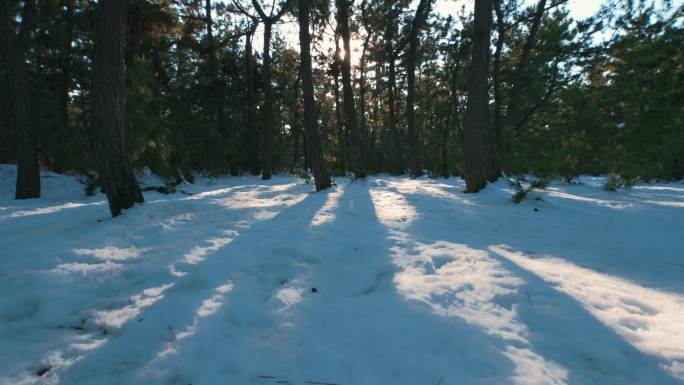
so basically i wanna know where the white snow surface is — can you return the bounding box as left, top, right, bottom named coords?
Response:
left=1, top=164, right=683, bottom=385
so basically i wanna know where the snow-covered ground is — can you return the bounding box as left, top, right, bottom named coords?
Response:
left=1, top=164, right=683, bottom=385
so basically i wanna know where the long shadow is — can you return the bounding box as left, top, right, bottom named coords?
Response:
left=0, top=181, right=310, bottom=383
left=390, top=181, right=682, bottom=385
left=393, top=177, right=684, bottom=295
left=174, top=182, right=522, bottom=385
left=57, top=185, right=329, bottom=385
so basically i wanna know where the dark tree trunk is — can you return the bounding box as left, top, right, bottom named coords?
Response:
left=441, top=45, right=462, bottom=178
left=0, top=0, right=41, bottom=199
left=299, top=0, right=331, bottom=191
left=54, top=0, right=76, bottom=174
left=384, top=15, right=403, bottom=175
left=332, top=35, right=345, bottom=174
left=405, top=0, right=433, bottom=178
left=463, top=0, right=499, bottom=193
left=370, top=60, right=383, bottom=171
left=441, top=103, right=451, bottom=178
left=91, top=0, right=144, bottom=217
left=492, top=0, right=506, bottom=158
left=358, top=31, right=372, bottom=175
left=336, top=0, right=366, bottom=178
left=260, top=21, right=274, bottom=179
left=291, top=76, right=301, bottom=172
left=245, top=26, right=260, bottom=175
left=387, top=57, right=403, bottom=175
left=250, top=0, right=289, bottom=179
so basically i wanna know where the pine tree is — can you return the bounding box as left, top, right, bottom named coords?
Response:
left=91, top=0, right=144, bottom=217
left=0, top=0, right=41, bottom=199
left=463, top=0, right=499, bottom=192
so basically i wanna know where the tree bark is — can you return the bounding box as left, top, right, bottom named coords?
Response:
left=91, top=0, right=144, bottom=217
left=251, top=0, right=289, bottom=180
left=299, top=0, right=331, bottom=191
left=358, top=29, right=372, bottom=174
left=244, top=25, right=260, bottom=175
left=336, top=0, right=366, bottom=178
left=384, top=14, right=403, bottom=175
left=0, top=0, right=41, bottom=199
left=260, top=21, right=275, bottom=179
left=332, top=35, right=345, bottom=174
left=463, top=0, right=499, bottom=193
left=54, top=0, right=76, bottom=174
left=291, top=76, right=301, bottom=171
left=405, top=0, right=433, bottom=178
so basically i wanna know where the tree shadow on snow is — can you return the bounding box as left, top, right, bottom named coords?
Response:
left=386, top=181, right=682, bottom=385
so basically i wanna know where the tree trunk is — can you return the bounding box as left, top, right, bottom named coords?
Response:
left=463, top=0, right=499, bottom=193
left=441, top=104, right=450, bottom=178
left=384, top=15, right=403, bottom=176
left=387, top=57, right=404, bottom=175
left=54, top=0, right=76, bottom=174
left=245, top=26, right=260, bottom=175
left=260, top=21, right=274, bottom=179
left=405, top=0, right=433, bottom=178
left=299, top=0, right=331, bottom=191
left=291, top=76, right=301, bottom=171
left=492, top=0, right=505, bottom=158
left=370, top=60, right=383, bottom=171
left=336, top=0, right=366, bottom=179
left=332, top=35, right=345, bottom=174
left=91, top=0, right=144, bottom=217
left=358, top=31, right=372, bottom=174
left=0, top=0, right=41, bottom=199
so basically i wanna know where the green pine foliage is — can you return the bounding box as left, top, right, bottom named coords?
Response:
left=1, top=0, right=681, bottom=183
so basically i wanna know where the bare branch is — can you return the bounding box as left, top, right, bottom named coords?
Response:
left=251, top=0, right=268, bottom=20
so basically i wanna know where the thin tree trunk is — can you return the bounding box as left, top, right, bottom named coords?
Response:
left=205, top=0, right=235, bottom=174
left=441, top=103, right=451, bottom=178
left=332, top=35, right=345, bottom=174
left=250, top=0, right=288, bottom=179
left=260, top=21, right=274, bottom=179
left=358, top=31, right=372, bottom=175
left=336, top=0, right=366, bottom=178
left=291, top=76, right=301, bottom=171
left=384, top=14, right=403, bottom=176
left=245, top=26, right=260, bottom=175
left=299, top=0, right=331, bottom=191
left=387, top=57, right=403, bottom=175
left=463, top=0, right=499, bottom=193
left=54, top=0, right=75, bottom=174
left=405, top=0, right=433, bottom=178
left=91, top=0, right=144, bottom=216
left=0, top=0, right=40, bottom=199
left=370, top=60, right=383, bottom=171
left=492, top=0, right=505, bottom=158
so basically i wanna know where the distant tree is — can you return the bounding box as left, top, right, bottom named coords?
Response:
left=405, top=0, right=434, bottom=178
left=91, top=0, right=144, bottom=217
left=298, top=0, right=331, bottom=191
left=0, top=0, right=41, bottom=199
left=383, top=2, right=405, bottom=175
left=249, top=0, right=291, bottom=180
left=336, top=0, right=366, bottom=178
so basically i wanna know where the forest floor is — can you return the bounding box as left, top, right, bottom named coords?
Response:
left=1, top=164, right=683, bottom=385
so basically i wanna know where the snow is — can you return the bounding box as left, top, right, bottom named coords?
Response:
left=1, top=164, right=683, bottom=385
